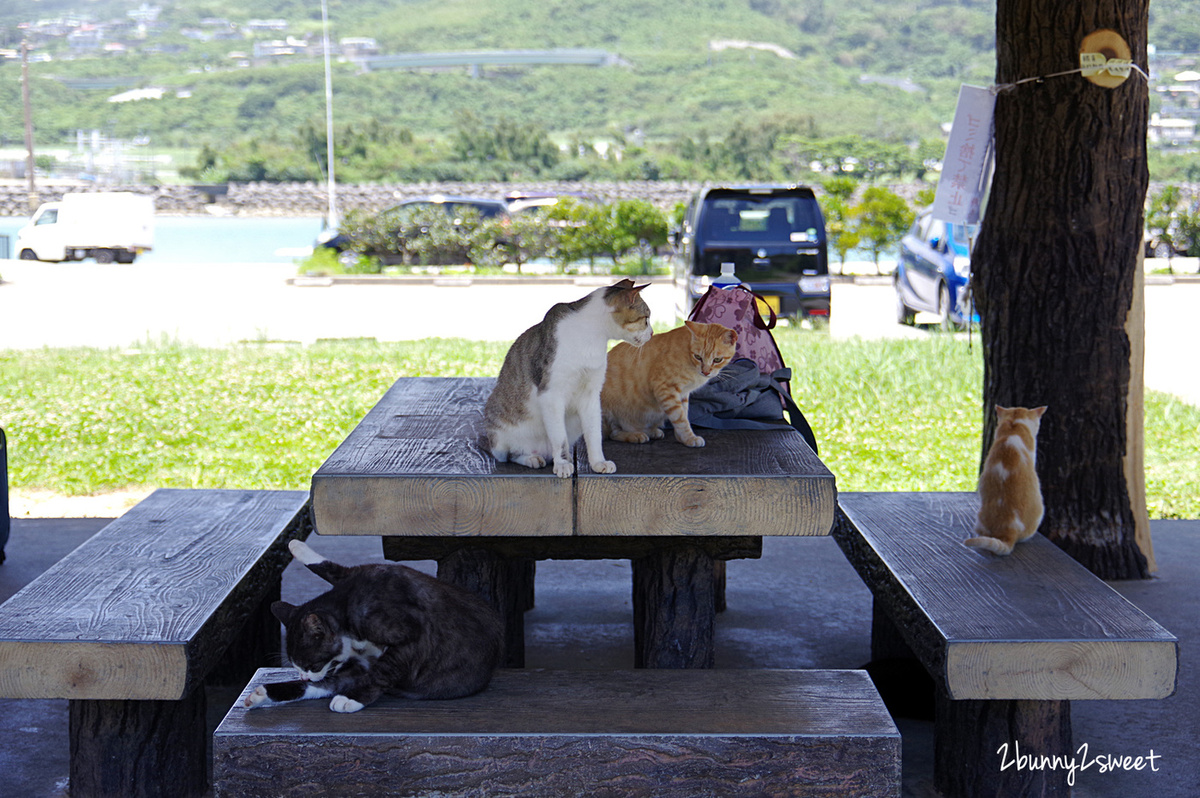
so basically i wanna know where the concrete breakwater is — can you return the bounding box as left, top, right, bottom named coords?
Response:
left=0, top=181, right=704, bottom=217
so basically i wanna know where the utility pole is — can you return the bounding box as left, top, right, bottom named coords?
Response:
left=22, top=38, right=38, bottom=214
left=320, top=0, right=338, bottom=229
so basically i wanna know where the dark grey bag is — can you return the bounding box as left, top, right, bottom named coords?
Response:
left=1, top=428, right=9, bottom=564
left=688, top=359, right=819, bottom=454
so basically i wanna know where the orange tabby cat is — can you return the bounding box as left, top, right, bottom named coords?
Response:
left=964, top=405, right=1048, bottom=555
left=601, top=321, right=737, bottom=448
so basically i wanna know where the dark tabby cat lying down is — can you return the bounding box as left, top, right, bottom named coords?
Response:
left=245, top=540, right=504, bottom=713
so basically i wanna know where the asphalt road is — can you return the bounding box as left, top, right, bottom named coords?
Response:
left=1, top=260, right=1196, bottom=406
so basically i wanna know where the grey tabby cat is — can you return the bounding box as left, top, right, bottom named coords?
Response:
left=485, top=278, right=652, bottom=477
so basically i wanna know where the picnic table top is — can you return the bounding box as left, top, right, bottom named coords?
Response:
left=311, top=376, right=836, bottom=538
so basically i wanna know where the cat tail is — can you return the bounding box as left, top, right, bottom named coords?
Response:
left=963, top=536, right=1015, bottom=556
left=289, top=539, right=326, bottom=566
left=288, top=540, right=353, bottom=584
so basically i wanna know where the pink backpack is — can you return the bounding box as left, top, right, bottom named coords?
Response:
left=688, top=285, right=788, bottom=385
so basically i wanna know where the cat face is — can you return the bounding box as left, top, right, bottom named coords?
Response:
left=684, top=320, right=737, bottom=377
left=273, top=601, right=349, bottom=682
left=605, top=279, right=653, bottom=347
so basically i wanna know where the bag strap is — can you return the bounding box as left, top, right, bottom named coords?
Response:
left=774, top=378, right=819, bottom=455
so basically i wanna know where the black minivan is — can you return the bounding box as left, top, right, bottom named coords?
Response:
left=672, top=185, right=830, bottom=321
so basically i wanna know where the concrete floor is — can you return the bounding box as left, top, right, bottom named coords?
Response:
left=1, top=517, right=1196, bottom=797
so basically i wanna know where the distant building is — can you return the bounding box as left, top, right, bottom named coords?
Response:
left=1149, top=113, right=1196, bottom=145
left=340, top=37, right=378, bottom=60
left=246, top=19, right=289, bottom=34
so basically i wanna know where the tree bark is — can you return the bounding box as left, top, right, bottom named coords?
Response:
left=974, top=0, right=1150, bottom=579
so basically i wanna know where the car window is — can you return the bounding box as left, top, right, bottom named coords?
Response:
left=701, top=196, right=820, bottom=242
left=450, top=202, right=505, bottom=219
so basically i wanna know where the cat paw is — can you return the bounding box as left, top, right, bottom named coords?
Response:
left=513, top=453, right=547, bottom=469
left=245, top=685, right=271, bottom=708
left=612, top=431, right=650, bottom=444
left=590, top=460, right=617, bottom=474
left=649, top=428, right=665, bottom=440
left=330, top=695, right=365, bottom=713
left=553, top=459, right=575, bottom=478
left=680, top=435, right=706, bottom=447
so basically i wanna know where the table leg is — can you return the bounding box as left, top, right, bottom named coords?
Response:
left=632, top=543, right=716, bottom=669
left=437, top=549, right=532, bottom=668
left=934, top=692, right=1072, bottom=798
left=69, top=692, right=208, bottom=798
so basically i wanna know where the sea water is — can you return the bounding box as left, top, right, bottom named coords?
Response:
left=0, top=215, right=324, bottom=265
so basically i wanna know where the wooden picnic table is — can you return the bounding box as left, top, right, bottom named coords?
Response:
left=311, top=376, right=836, bottom=668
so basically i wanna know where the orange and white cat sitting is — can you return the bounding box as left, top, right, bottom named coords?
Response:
left=601, top=320, right=737, bottom=448
left=964, top=405, right=1048, bottom=555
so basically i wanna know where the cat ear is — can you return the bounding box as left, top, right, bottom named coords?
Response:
left=302, top=613, right=331, bottom=639
left=1032, top=406, right=1047, bottom=417
left=612, top=278, right=636, bottom=290
left=271, top=601, right=298, bottom=626
left=683, top=320, right=702, bottom=335
left=725, top=328, right=738, bottom=345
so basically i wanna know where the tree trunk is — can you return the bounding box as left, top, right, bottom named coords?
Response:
left=974, top=0, right=1150, bottom=579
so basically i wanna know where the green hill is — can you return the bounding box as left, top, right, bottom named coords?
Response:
left=2, top=1, right=1197, bottom=177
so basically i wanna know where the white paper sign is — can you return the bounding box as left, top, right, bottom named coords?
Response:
left=932, top=84, right=996, bottom=225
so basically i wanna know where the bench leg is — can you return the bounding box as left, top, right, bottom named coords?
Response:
left=69, top=692, right=208, bottom=798
left=438, top=549, right=532, bottom=668
left=934, top=692, right=1072, bottom=798
left=208, top=582, right=283, bottom=687
left=632, top=543, right=716, bottom=668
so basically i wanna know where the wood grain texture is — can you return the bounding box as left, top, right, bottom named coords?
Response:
left=0, top=488, right=311, bottom=700
left=632, top=545, right=716, bottom=668
left=577, top=428, right=836, bottom=537
left=214, top=668, right=900, bottom=798
left=70, top=693, right=208, bottom=798
left=312, top=377, right=572, bottom=536
left=313, top=377, right=836, bottom=538
left=934, top=693, right=1071, bottom=798
left=834, top=492, right=1178, bottom=701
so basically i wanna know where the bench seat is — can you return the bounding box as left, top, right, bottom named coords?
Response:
left=833, top=491, right=1178, bottom=797
left=214, top=667, right=901, bottom=798
left=0, top=488, right=311, bottom=798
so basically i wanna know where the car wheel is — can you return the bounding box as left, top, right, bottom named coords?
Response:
left=19, top=248, right=39, bottom=261
left=94, top=249, right=115, bottom=264
left=937, top=283, right=957, bottom=331
left=895, top=283, right=915, bottom=325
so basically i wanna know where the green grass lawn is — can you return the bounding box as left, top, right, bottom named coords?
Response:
left=2, top=334, right=1197, bottom=518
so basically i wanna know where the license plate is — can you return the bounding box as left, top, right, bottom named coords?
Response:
left=756, top=295, right=781, bottom=316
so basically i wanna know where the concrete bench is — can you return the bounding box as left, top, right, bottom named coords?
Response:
left=0, top=488, right=311, bottom=798
left=833, top=492, right=1178, bottom=798
left=214, top=667, right=900, bottom=797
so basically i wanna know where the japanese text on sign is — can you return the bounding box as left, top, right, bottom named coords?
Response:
left=932, top=84, right=996, bottom=225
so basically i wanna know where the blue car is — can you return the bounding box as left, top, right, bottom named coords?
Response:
left=894, top=211, right=977, bottom=329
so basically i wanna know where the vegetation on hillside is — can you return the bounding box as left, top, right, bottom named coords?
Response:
left=5, top=1, right=1200, bottom=185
